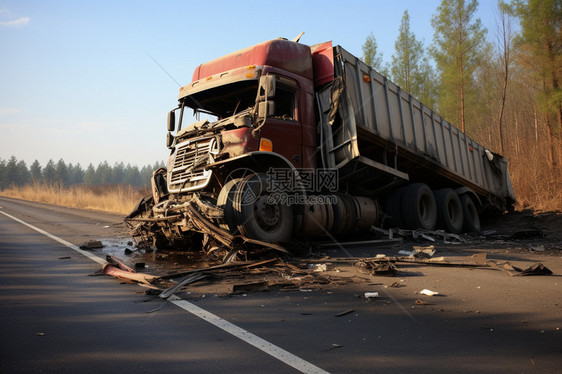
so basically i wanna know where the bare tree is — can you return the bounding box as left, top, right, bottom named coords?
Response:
left=495, top=1, right=515, bottom=154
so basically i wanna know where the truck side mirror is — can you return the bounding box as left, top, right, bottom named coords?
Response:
left=167, top=111, right=175, bottom=132
left=258, top=75, right=276, bottom=100
left=166, top=132, right=174, bottom=148
left=257, top=101, right=276, bottom=118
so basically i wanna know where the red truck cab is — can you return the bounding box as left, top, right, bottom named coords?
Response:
left=176, top=38, right=320, bottom=170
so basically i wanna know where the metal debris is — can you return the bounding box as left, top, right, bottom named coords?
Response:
left=159, top=273, right=208, bottom=299
left=412, top=245, right=436, bottom=258
left=335, top=309, right=355, bottom=317
left=529, top=245, right=545, bottom=252
left=372, top=226, right=467, bottom=244
left=80, top=240, right=104, bottom=250
left=357, top=261, right=398, bottom=276
left=491, top=262, right=553, bottom=276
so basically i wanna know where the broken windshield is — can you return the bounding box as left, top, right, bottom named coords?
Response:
left=182, top=80, right=259, bottom=120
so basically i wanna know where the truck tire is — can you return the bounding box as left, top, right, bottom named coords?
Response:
left=401, top=183, right=437, bottom=230
left=216, top=177, right=244, bottom=234
left=460, top=194, right=481, bottom=233
left=233, top=173, right=294, bottom=243
left=433, top=189, right=464, bottom=233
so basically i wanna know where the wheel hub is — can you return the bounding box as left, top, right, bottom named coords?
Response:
left=255, top=196, right=281, bottom=228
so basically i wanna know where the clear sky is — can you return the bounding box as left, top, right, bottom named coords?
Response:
left=0, top=0, right=501, bottom=169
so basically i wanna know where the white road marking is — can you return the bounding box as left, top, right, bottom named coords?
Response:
left=169, top=296, right=329, bottom=374
left=0, top=209, right=330, bottom=374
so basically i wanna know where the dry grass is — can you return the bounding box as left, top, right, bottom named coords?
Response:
left=0, top=183, right=149, bottom=215
left=508, top=145, right=562, bottom=213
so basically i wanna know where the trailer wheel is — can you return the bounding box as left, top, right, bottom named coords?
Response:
left=460, top=194, right=481, bottom=233
left=233, top=173, right=293, bottom=243
left=401, top=183, right=437, bottom=230
left=433, top=189, right=463, bottom=233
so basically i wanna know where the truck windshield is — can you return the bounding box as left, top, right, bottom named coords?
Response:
left=183, top=80, right=258, bottom=120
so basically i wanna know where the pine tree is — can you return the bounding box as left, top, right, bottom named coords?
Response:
left=391, top=10, right=438, bottom=110
left=83, top=164, right=96, bottom=185
left=16, top=160, right=29, bottom=186
left=55, top=159, right=69, bottom=186
left=43, top=160, right=56, bottom=185
left=124, top=164, right=141, bottom=187
left=0, top=159, right=6, bottom=190
left=511, top=0, right=562, bottom=169
left=418, top=57, right=439, bottom=110
left=112, top=162, right=125, bottom=184
left=430, top=0, right=488, bottom=133
left=30, top=160, right=42, bottom=185
left=391, top=10, right=424, bottom=94
left=362, top=32, right=388, bottom=74
left=5, top=156, right=18, bottom=186
left=95, top=161, right=112, bottom=185
left=69, top=163, right=84, bottom=185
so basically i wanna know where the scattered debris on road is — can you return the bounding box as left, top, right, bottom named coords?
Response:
left=100, top=255, right=158, bottom=285
left=80, top=240, right=104, bottom=250
left=335, top=309, right=355, bottom=317
left=490, top=262, right=553, bottom=276
left=419, top=289, right=440, bottom=296
left=364, top=292, right=379, bottom=299
left=98, top=215, right=559, bottom=298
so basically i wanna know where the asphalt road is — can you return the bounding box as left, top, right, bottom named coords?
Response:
left=0, top=196, right=560, bottom=373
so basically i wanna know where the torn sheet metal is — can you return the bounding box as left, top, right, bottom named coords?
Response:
left=491, top=262, right=553, bottom=276
left=231, top=281, right=269, bottom=294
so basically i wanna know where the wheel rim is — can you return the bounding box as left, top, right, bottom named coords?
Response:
left=254, top=196, right=282, bottom=230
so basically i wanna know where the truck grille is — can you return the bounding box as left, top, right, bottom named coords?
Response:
left=168, top=137, right=215, bottom=192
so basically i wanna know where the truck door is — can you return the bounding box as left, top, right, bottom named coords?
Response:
left=259, top=76, right=303, bottom=168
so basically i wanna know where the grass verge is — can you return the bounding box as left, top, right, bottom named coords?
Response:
left=0, top=183, right=149, bottom=215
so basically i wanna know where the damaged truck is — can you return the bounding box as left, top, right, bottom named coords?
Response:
left=126, top=36, right=515, bottom=251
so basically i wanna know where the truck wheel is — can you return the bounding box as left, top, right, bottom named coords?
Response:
left=233, top=173, right=294, bottom=243
left=433, top=189, right=463, bottom=233
left=401, top=183, right=437, bottom=230
left=216, top=177, right=244, bottom=233
left=460, top=194, right=481, bottom=233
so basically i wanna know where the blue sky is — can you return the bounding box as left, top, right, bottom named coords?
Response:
left=0, top=0, right=501, bottom=168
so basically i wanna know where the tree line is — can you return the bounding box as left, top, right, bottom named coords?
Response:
left=0, top=156, right=164, bottom=190
left=362, top=0, right=561, bottom=209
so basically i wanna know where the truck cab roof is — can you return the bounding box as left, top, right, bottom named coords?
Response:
left=190, top=38, right=314, bottom=82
